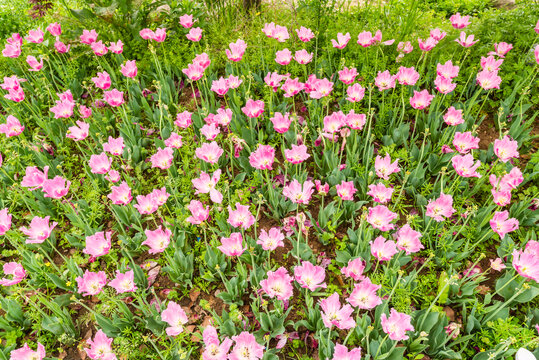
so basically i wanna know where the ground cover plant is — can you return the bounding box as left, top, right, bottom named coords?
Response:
left=0, top=0, right=538, bottom=359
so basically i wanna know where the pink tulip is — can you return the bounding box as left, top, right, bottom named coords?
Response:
left=227, top=74, right=242, bottom=89
left=0, top=261, right=26, bottom=286
left=211, top=77, right=229, bottom=96
left=182, top=62, right=205, bottom=81
left=426, top=193, right=456, bottom=222
left=202, top=325, right=233, bottom=360
left=490, top=210, right=519, bottom=239
left=0, top=208, right=12, bottom=235
left=397, top=41, right=413, bottom=53
left=437, top=60, right=460, bottom=79
left=262, top=22, right=276, bottom=38
left=381, top=308, right=414, bottom=340
left=103, top=136, right=125, bottom=156
left=512, top=249, right=539, bottom=282
left=89, top=152, right=112, bottom=174
left=26, top=55, right=43, bottom=71
left=108, top=40, right=123, bottom=54
left=294, top=49, right=313, bottom=64
left=285, top=144, right=310, bottom=164
left=79, top=105, right=92, bottom=118
left=410, top=89, right=435, bottom=109
left=490, top=258, right=506, bottom=271
left=367, top=183, right=394, bottom=203
left=103, top=89, right=125, bottom=106
left=481, top=56, right=503, bottom=73
left=281, top=77, right=304, bottom=97
left=375, top=70, right=396, bottom=91
left=84, top=231, right=112, bottom=258
left=296, top=26, right=315, bottom=42
left=336, top=180, right=357, bottom=201
left=375, top=153, right=400, bottom=180
left=152, top=28, right=166, bottom=42
left=492, top=190, right=511, bottom=207
left=192, top=169, right=223, bottom=203
left=271, top=25, right=289, bottom=42
left=261, top=267, right=294, bottom=300
left=186, top=27, right=203, bottom=42
left=453, top=131, right=480, bottom=154
left=347, top=277, right=382, bottom=309
left=139, top=28, right=154, bottom=40
left=218, top=232, right=245, bottom=256
left=341, top=257, right=365, bottom=281
left=76, top=270, right=107, bottom=296
left=85, top=330, right=116, bottom=360
left=200, top=123, right=220, bottom=141
left=452, top=154, right=482, bottom=178
left=443, top=106, right=464, bottom=126
left=9, top=343, right=46, bottom=360
left=430, top=28, right=447, bottom=41
left=90, top=40, right=108, bottom=56
left=270, top=112, right=291, bottom=133
left=282, top=179, right=314, bottom=205
left=230, top=332, right=264, bottom=360
left=108, top=181, right=132, bottom=205
left=142, top=225, right=172, bottom=254
left=108, top=270, right=137, bottom=294
left=91, top=71, right=111, bottom=90
left=242, top=99, right=264, bottom=118
left=346, top=83, right=365, bottom=102
left=275, top=48, right=292, bottom=65
left=195, top=141, right=223, bottom=164
left=370, top=235, right=398, bottom=261
left=346, top=110, right=366, bottom=130
left=161, top=301, right=188, bottom=336
left=2, top=42, right=21, bottom=58
left=396, top=66, right=419, bottom=85
left=257, top=227, right=285, bottom=251
left=490, top=167, right=523, bottom=193
left=434, top=75, right=456, bottom=94
left=0, top=115, right=24, bottom=137
left=357, top=31, right=374, bottom=47
left=65, top=121, right=89, bottom=141
left=320, top=292, right=356, bottom=330
left=417, top=37, right=437, bottom=52
left=395, top=224, right=423, bottom=254
left=194, top=53, right=211, bottom=69
left=227, top=203, right=255, bottom=229
left=367, top=205, right=398, bottom=232
left=490, top=42, right=512, bottom=58
left=309, top=78, right=334, bottom=99
left=186, top=200, right=209, bottom=225
left=120, top=60, right=137, bottom=78
left=46, top=22, right=61, bottom=36
left=323, top=111, right=346, bottom=134
left=294, top=261, right=326, bottom=291
left=331, top=32, right=351, bottom=49
left=248, top=144, right=275, bottom=170
left=42, top=176, right=70, bottom=199
left=456, top=32, right=477, bottom=47
left=226, top=39, right=247, bottom=62
left=175, top=111, right=192, bottom=128
left=150, top=147, right=174, bottom=170
left=54, top=40, right=70, bottom=53
left=450, top=13, right=471, bottom=29
left=494, top=136, right=519, bottom=163
left=133, top=194, right=158, bottom=215
left=331, top=344, right=362, bottom=360
left=338, top=66, right=358, bottom=85
left=179, top=14, right=194, bottom=29
left=80, top=29, right=98, bottom=44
